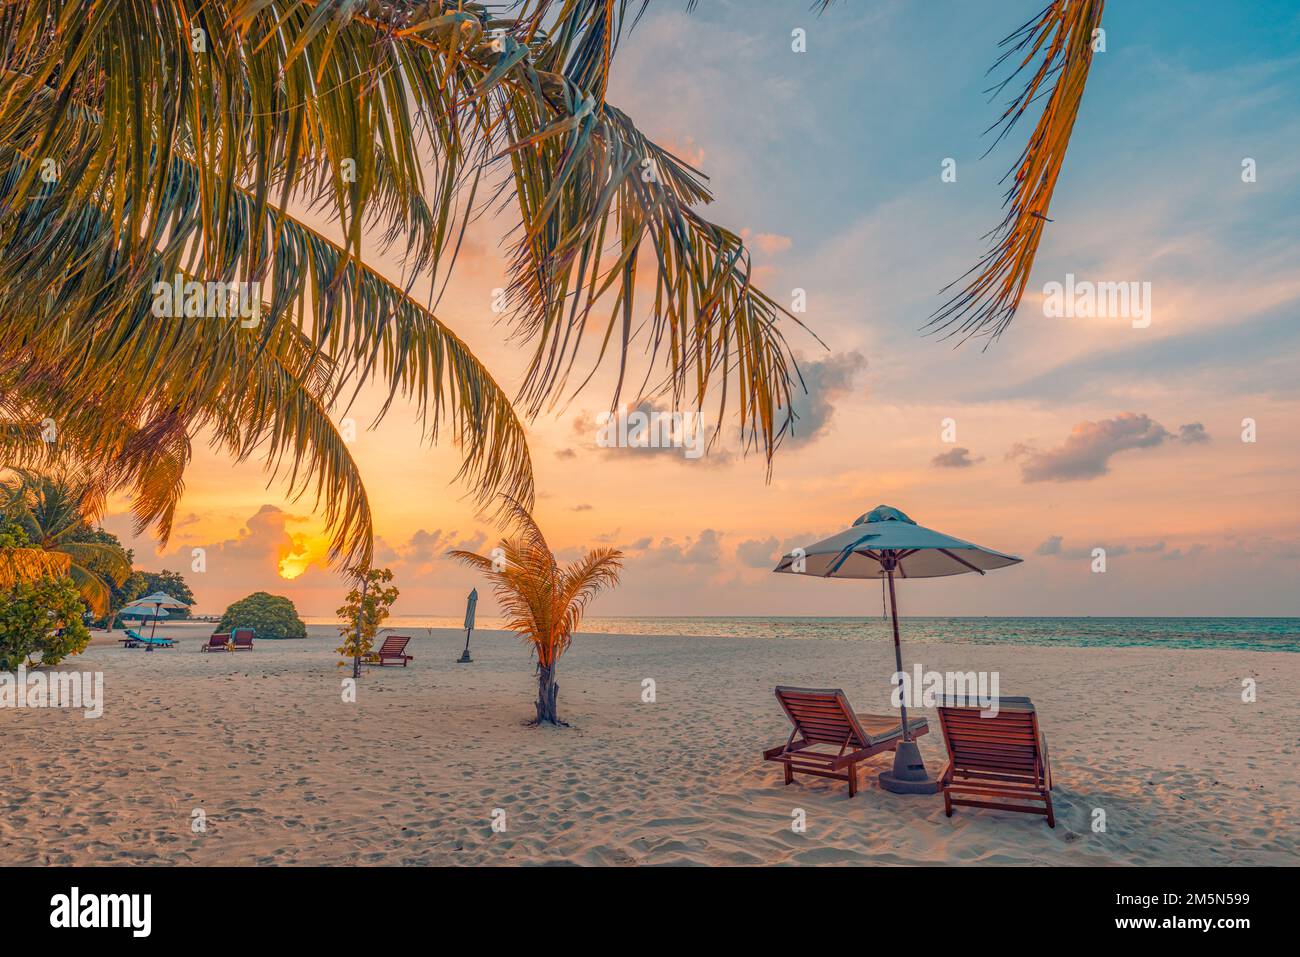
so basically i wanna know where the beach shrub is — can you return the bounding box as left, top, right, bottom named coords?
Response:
left=336, top=567, right=399, bottom=677
left=218, top=592, right=306, bottom=640
left=0, top=577, right=93, bottom=671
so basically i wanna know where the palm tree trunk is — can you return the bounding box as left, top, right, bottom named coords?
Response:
left=534, top=662, right=561, bottom=725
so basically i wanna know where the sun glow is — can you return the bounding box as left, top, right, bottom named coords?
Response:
left=277, top=530, right=331, bottom=580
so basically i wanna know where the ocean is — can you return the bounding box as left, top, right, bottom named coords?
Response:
left=304, top=616, right=1300, bottom=653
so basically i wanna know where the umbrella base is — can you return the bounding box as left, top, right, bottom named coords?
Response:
left=878, top=740, right=941, bottom=795
left=456, top=652, right=473, bottom=663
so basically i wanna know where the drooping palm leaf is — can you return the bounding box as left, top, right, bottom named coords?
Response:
left=926, top=0, right=1105, bottom=345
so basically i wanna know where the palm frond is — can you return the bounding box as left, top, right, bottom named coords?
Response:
left=925, top=0, right=1105, bottom=345
left=0, top=547, right=71, bottom=589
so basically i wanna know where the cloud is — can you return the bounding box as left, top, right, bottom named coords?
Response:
left=1162, top=545, right=1206, bottom=561
left=1008, top=412, right=1205, bottom=482
left=572, top=503, right=594, bottom=512
left=736, top=536, right=779, bottom=568
left=748, top=231, right=792, bottom=255
left=931, top=446, right=981, bottom=469
left=636, top=530, right=724, bottom=567
left=1034, top=535, right=1064, bottom=557
left=1035, top=535, right=1171, bottom=561
left=785, top=351, right=867, bottom=447
left=555, top=448, right=577, bottom=460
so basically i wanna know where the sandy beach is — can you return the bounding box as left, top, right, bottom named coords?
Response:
left=2, top=622, right=1295, bottom=866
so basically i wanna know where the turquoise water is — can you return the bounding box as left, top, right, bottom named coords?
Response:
left=306, top=616, right=1300, bottom=653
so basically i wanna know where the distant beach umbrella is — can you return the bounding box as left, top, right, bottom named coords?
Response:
left=773, top=505, right=1021, bottom=794
left=120, top=605, right=170, bottom=619
left=121, top=591, right=190, bottom=643
left=459, top=588, right=478, bottom=663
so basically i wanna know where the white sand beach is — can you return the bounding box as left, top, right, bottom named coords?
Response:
left=2, top=623, right=1296, bottom=866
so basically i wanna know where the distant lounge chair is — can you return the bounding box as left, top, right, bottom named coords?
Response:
left=123, top=628, right=173, bottom=649
left=763, top=686, right=929, bottom=797
left=231, top=628, right=255, bottom=650
left=937, top=696, right=1055, bottom=827
left=365, top=635, right=413, bottom=667
left=202, top=633, right=232, bottom=652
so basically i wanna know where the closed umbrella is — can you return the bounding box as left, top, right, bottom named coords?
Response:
left=773, top=505, right=1022, bottom=793
left=458, top=588, right=478, bottom=663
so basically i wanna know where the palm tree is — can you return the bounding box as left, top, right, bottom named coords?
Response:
left=450, top=499, right=621, bottom=726
left=0, top=1, right=809, bottom=569
left=0, top=1, right=1104, bottom=568
left=1, top=470, right=132, bottom=617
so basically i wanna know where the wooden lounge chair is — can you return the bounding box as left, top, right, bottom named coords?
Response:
left=231, top=628, right=255, bottom=650
left=763, top=686, right=929, bottom=797
left=201, top=633, right=232, bottom=652
left=364, top=635, right=413, bottom=667
left=937, top=696, right=1055, bottom=827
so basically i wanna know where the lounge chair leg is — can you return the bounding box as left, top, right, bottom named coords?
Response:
left=783, top=763, right=793, bottom=786
left=943, top=788, right=953, bottom=818
left=848, top=763, right=857, bottom=798
left=1044, top=792, right=1055, bottom=828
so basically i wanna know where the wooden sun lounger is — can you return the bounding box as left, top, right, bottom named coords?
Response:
left=231, top=628, right=255, bottom=650
left=763, top=686, right=929, bottom=797
left=202, top=633, right=232, bottom=652
left=365, top=635, right=413, bottom=667
left=937, top=696, right=1055, bottom=827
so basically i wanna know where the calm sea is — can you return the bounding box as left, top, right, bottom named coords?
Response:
left=305, top=616, right=1300, bottom=653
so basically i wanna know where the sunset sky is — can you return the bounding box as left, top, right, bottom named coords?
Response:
left=101, top=1, right=1300, bottom=619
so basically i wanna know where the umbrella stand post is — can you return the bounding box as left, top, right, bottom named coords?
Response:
left=885, top=566, right=911, bottom=742
left=147, top=602, right=160, bottom=652
left=458, top=625, right=473, bottom=663
left=878, top=560, right=941, bottom=795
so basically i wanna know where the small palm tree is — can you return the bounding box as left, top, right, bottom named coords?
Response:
left=451, top=500, right=622, bottom=727
left=1, top=470, right=132, bottom=616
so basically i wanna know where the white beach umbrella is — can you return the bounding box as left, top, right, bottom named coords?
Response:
left=121, top=591, right=190, bottom=642
left=773, top=505, right=1022, bottom=793
left=121, top=605, right=170, bottom=619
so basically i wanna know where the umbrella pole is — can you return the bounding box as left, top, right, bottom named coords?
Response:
left=877, top=556, right=939, bottom=794
left=886, top=566, right=910, bottom=742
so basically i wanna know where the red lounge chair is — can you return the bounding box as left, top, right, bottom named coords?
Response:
left=231, top=628, right=255, bottom=650
left=366, top=635, right=413, bottom=667
left=202, top=633, right=232, bottom=652
left=763, top=686, right=929, bottom=797
left=937, top=696, right=1055, bottom=827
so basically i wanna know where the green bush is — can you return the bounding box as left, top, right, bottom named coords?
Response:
left=218, top=591, right=306, bottom=640
left=0, top=577, right=93, bottom=671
